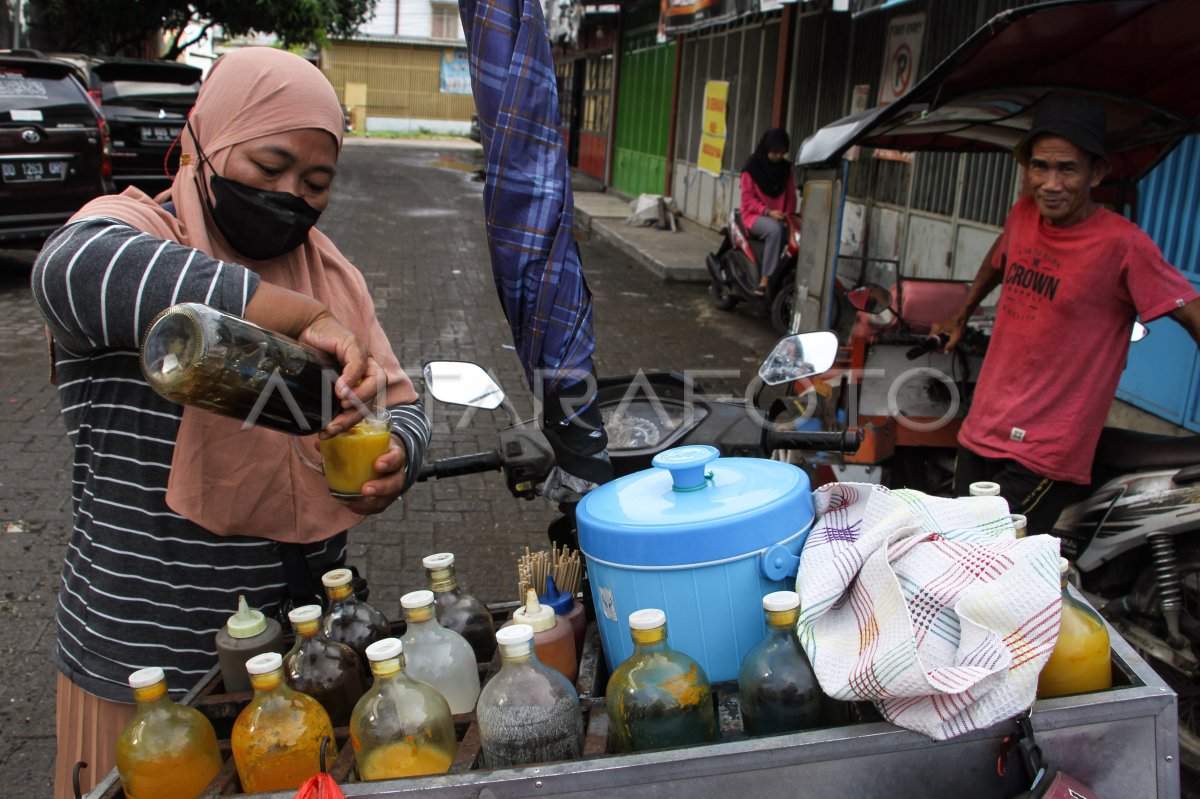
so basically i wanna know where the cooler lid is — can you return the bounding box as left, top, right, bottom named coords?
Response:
left=577, top=445, right=813, bottom=567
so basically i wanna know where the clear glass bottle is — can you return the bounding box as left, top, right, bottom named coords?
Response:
left=423, top=552, right=497, bottom=664
left=232, top=652, right=338, bottom=793
left=399, top=589, right=481, bottom=714
left=477, top=624, right=584, bottom=768
left=606, top=608, right=716, bottom=753
left=321, top=567, right=390, bottom=668
left=737, top=591, right=822, bottom=736
left=350, top=638, right=457, bottom=780
left=1038, top=558, right=1113, bottom=698
left=284, top=604, right=367, bottom=727
left=140, top=302, right=338, bottom=435
left=115, top=667, right=223, bottom=799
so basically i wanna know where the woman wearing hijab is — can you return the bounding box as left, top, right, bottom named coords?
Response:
left=31, top=48, right=430, bottom=798
left=739, top=128, right=797, bottom=295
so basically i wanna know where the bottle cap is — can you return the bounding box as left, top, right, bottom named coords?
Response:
left=128, top=667, right=165, bottom=689
left=287, top=604, right=322, bottom=625
left=245, top=652, right=283, bottom=675
left=762, top=591, right=800, bottom=612
left=321, top=568, right=353, bottom=588
left=401, top=589, right=435, bottom=609
left=1059, top=557, right=1069, bottom=575
left=512, top=587, right=556, bottom=632
left=628, top=608, right=666, bottom=631
left=538, top=575, right=574, bottom=615
left=422, top=553, right=455, bottom=569
left=496, top=624, right=534, bottom=646
left=365, top=638, right=403, bottom=662
left=968, top=481, right=1001, bottom=497
left=225, top=595, right=267, bottom=639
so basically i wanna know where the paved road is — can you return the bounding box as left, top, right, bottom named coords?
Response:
left=0, top=141, right=779, bottom=793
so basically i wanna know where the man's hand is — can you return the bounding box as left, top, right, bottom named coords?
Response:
left=931, top=311, right=970, bottom=354
left=339, top=435, right=408, bottom=515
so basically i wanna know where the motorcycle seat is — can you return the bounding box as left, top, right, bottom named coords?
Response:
left=1093, top=427, right=1200, bottom=471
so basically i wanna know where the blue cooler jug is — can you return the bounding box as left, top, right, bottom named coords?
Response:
left=577, top=445, right=815, bottom=683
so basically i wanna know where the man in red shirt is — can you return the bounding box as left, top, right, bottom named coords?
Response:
left=935, top=94, right=1200, bottom=533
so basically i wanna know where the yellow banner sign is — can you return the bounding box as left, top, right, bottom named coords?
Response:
left=698, top=80, right=729, bottom=176
left=698, top=132, right=725, bottom=176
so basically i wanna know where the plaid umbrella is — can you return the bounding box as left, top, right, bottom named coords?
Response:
left=459, top=0, right=611, bottom=484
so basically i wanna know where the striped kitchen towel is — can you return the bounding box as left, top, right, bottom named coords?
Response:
left=796, top=482, right=1062, bottom=740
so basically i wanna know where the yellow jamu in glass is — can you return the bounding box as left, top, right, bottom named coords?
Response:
left=350, top=637, right=457, bottom=780
left=1038, top=558, right=1113, bottom=698
left=116, top=667, right=222, bottom=799
left=232, top=652, right=337, bottom=792
left=318, top=410, right=392, bottom=496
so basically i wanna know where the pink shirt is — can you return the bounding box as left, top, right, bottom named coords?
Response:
left=740, top=170, right=797, bottom=229
left=959, top=197, right=1199, bottom=484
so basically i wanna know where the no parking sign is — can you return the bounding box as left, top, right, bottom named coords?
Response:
left=875, top=12, right=925, bottom=162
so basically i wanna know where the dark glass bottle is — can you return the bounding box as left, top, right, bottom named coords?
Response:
left=321, top=568, right=390, bottom=671
left=738, top=591, right=822, bottom=736
left=284, top=604, right=366, bottom=727
left=140, top=302, right=338, bottom=435
left=423, top=552, right=496, bottom=664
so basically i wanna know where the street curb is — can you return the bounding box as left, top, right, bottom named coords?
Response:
left=588, top=218, right=710, bottom=284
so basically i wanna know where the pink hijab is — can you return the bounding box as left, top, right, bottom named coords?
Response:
left=68, top=48, right=416, bottom=543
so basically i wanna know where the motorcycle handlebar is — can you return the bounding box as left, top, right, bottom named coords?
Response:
left=764, top=429, right=864, bottom=454
left=905, top=332, right=950, bottom=360
left=418, top=451, right=504, bottom=482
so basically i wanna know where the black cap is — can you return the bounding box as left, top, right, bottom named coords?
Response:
left=1016, top=93, right=1107, bottom=163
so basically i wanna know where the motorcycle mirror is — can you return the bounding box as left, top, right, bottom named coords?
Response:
left=758, top=331, right=839, bottom=386
left=847, top=284, right=894, bottom=315
left=1131, top=321, right=1150, bottom=342
left=422, top=361, right=506, bottom=410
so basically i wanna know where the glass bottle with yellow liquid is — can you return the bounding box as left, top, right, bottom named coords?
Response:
left=115, top=667, right=222, bottom=799
left=606, top=608, right=716, bottom=753
left=322, top=567, right=390, bottom=668
left=350, top=637, right=458, bottom=780
left=423, top=552, right=497, bottom=664
left=738, top=591, right=823, bottom=736
left=284, top=604, right=367, bottom=727
left=1038, top=558, right=1113, bottom=698
left=232, top=652, right=338, bottom=793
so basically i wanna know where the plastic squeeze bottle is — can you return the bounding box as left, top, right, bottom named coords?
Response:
left=350, top=638, right=458, bottom=779
left=423, top=552, right=497, bottom=664
left=512, top=587, right=577, bottom=683
left=399, top=589, right=482, bottom=714
left=1038, top=558, right=1113, bottom=698
left=321, top=568, right=390, bottom=668
left=215, top=595, right=285, bottom=693
left=737, top=591, right=822, bottom=736
left=477, top=624, right=584, bottom=768
left=606, top=608, right=716, bottom=753
left=538, top=575, right=586, bottom=657
left=115, top=667, right=223, bottom=799
left=232, top=652, right=337, bottom=793
left=284, top=604, right=367, bottom=727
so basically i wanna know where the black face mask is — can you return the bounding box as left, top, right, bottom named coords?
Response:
left=187, top=119, right=322, bottom=260
left=206, top=174, right=321, bottom=260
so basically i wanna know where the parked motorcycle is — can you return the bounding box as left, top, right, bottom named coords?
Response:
left=1054, top=428, right=1200, bottom=770
left=417, top=332, right=861, bottom=553
left=705, top=209, right=802, bottom=334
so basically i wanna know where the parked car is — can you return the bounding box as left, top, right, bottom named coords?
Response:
left=51, top=54, right=200, bottom=195
left=0, top=54, right=113, bottom=248
left=469, top=112, right=481, bottom=142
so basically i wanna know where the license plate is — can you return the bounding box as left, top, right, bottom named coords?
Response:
left=140, top=126, right=182, bottom=142
left=1, top=160, right=68, bottom=183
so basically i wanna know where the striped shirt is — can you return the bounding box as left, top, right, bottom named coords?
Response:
left=31, top=217, right=430, bottom=702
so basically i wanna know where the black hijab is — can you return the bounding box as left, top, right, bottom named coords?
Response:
left=743, top=128, right=792, bottom=198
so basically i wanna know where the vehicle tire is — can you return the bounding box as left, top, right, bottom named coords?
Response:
left=709, top=279, right=738, bottom=311
left=769, top=273, right=797, bottom=334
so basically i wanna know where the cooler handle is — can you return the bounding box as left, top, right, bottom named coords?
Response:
left=760, top=544, right=801, bottom=581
